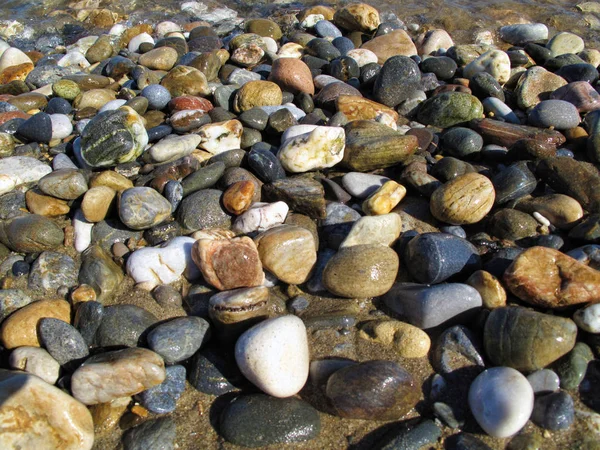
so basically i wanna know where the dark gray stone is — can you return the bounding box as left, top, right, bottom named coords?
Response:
left=248, top=147, right=285, bottom=183
left=38, top=317, right=89, bottom=366
left=188, top=347, right=246, bottom=395
left=420, top=56, right=457, bottom=80
left=91, top=219, right=143, bottom=252
left=16, top=112, right=52, bottom=143
left=373, top=55, right=421, bottom=107
left=377, top=420, right=441, bottom=450
left=147, top=316, right=211, bottom=364
left=3, top=214, right=64, bottom=253
left=0, top=191, right=25, bottom=220
left=181, top=161, right=225, bottom=197
left=74, top=301, right=104, bottom=347
left=492, top=161, right=537, bottom=205
left=176, top=189, right=231, bottom=232
left=433, top=325, right=485, bottom=374
left=95, top=304, right=158, bottom=347
left=441, top=127, right=483, bottom=158
left=531, top=391, right=575, bottom=430
left=122, top=417, right=176, bottom=450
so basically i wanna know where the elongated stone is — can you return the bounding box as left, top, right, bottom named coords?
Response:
left=336, top=95, right=398, bottom=124
left=278, top=126, right=345, bottom=173
left=262, top=177, right=326, bottom=219
left=469, top=118, right=566, bottom=147
left=417, top=92, right=483, bottom=128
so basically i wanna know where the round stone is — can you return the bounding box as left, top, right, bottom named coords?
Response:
left=528, top=99, right=581, bottom=130
left=441, top=127, right=483, bottom=158
left=141, top=84, right=171, bottom=110
left=119, top=187, right=172, bottom=230
left=147, top=316, right=210, bottom=364
left=234, top=80, right=282, bottom=113
left=177, top=189, right=231, bottom=232
left=531, top=391, right=575, bottom=430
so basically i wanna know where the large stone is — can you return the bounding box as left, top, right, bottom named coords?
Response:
left=2, top=214, right=64, bottom=253
left=94, top=304, right=158, bottom=348
left=373, top=55, right=421, bottom=108
left=361, top=30, right=418, bottom=64
left=268, top=58, right=314, bottom=95
left=234, top=80, right=282, bottom=113
left=514, top=66, right=567, bottom=109
left=28, top=251, right=79, bottom=291
left=38, top=169, right=88, bottom=200
left=78, top=244, right=124, bottom=301
left=0, top=370, right=94, bottom=450
left=278, top=125, right=345, bottom=173
left=119, top=187, right=172, bottom=230
left=417, top=92, right=484, bottom=128
left=333, top=3, right=380, bottom=32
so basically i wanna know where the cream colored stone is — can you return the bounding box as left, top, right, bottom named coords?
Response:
left=361, top=29, right=418, bottom=64
left=81, top=186, right=116, bottom=222
left=197, top=120, right=243, bottom=154
left=9, top=347, right=61, bottom=384
left=466, top=270, right=507, bottom=309
left=89, top=170, right=134, bottom=191
left=340, top=213, right=402, bottom=248
left=278, top=126, right=345, bottom=173
left=362, top=180, right=406, bottom=215
left=359, top=320, right=431, bottom=358
left=463, top=49, right=511, bottom=85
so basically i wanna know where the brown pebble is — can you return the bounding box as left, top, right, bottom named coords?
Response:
left=71, top=284, right=97, bottom=304
left=223, top=180, right=255, bottom=215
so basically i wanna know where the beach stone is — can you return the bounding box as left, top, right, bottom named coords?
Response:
left=416, top=29, right=454, bottom=56
left=220, top=394, right=320, bottom=447
left=71, top=348, right=165, bottom=405
left=468, top=367, right=534, bottom=438
left=550, top=81, right=600, bottom=112
left=547, top=32, right=585, bottom=57
left=38, top=318, right=88, bottom=366
left=138, top=47, right=178, bottom=71
left=188, top=346, right=245, bottom=395
left=373, top=55, right=421, bottom=107
left=340, top=213, right=401, bottom=248
left=28, top=251, right=78, bottom=291
left=555, top=63, right=598, bottom=84
left=488, top=209, right=539, bottom=240
left=463, top=50, right=511, bottom=85
left=465, top=270, right=507, bottom=309
left=504, top=246, right=600, bottom=308
left=37, top=169, right=87, bottom=201
left=336, top=95, right=398, bottom=125
left=235, top=315, right=309, bottom=397
left=404, top=232, right=481, bottom=284
left=81, top=186, right=117, bottom=222
left=574, top=303, right=600, bottom=333
left=484, top=307, right=577, bottom=371
left=0, top=155, right=51, bottom=194
left=119, top=187, right=172, bottom=230
left=180, top=161, right=225, bottom=196
left=247, top=146, right=285, bottom=183
left=527, top=369, right=560, bottom=394
left=378, top=420, right=442, bottom=450
left=177, top=189, right=231, bottom=232
left=122, top=417, right=176, bottom=450
left=278, top=125, right=345, bottom=173
left=263, top=177, right=326, bottom=219
left=147, top=316, right=210, bottom=364
left=515, top=66, right=567, bottom=109
left=160, top=65, right=210, bottom=97
left=25, top=190, right=70, bottom=217
left=420, top=56, right=457, bottom=81
left=269, top=58, right=314, bottom=95
left=326, top=360, right=419, bottom=420
left=323, top=244, right=399, bottom=298
left=554, top=342, right=594, bottom=390
left=234, top=80, right=282, bottom=113
left=74, top=301, right=103, bottom=347
left=417, top=92, right=483, bottom=128
left=0, top=370, right=94, bottom=450
left=95, top=304, right=158, bottom=348
left=531, top=391, right=575, bottom=430
left=197, top=120, right=242, bottom=154
left=137, top=365, right=186, bottom=414
left=80, top=106, right=148, bottom=168
left=528, top=99, right=581, bottom=130
left=0, top=289, right=32, bottom=320
left=9, top=347, right=60, bottom=385
left=361, top=29, right=417, bottom=64
left=441, top=127, right=483, bottom=158
left=430, top=172, right=495, bottom=225
left=223, top=180, right=254, bottom=215
left=383, top=282, right=482, bottom=329
left=79, top=244, right=123, bottom=301
left=499, top=23, right=549, bottom=45
left=334, top=3, right=380, bottom=32
left=232, top=201, right=288, bottom=234
left=16, top=111, right=52, bottom=143
left=0, top=299, right=70, bottom=349
left=471, top=72, right=505, bottom=102
left=341, top=172, right=390, bottom=198
left=90, top=170, right=133, bottom=191
left=359, top=320, right=431, bottom=358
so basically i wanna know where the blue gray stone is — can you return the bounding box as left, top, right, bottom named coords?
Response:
left=74, top=301, right=104, bottom=347
left=315, top=20, right=342, bottom=38
left=499, top=23, right=548, bottom=45
left=16, top=112, right=53, bottom=143
left=119, top=187, right=172, bottom=230
left=433, top=325, right=485, bottom=374
left=492, top=161, right=537, bottom=205
left=176, top=189, right=232, bottom=232
left=147, top=316, right=211, bottom=364
left=0, top=289, right=33, bottom=321
left=373, top=55, right=421, bottom=107
left=28, top=251, right=79, bottom=291
left=531, top=391, right=575, bottom=430
left=94, top=304, right=158, bottom=347
left=122, top=417, right=176, bottom=450
left=138, top=365, right=186, bottom=414
left=181, top=162, right=225, bottom=197
left=528, top=100, right=581, bottom=130
left=248, top=146, right=286, bottom=183
left=441, top=127, right=483, bottom=158
left=38, top=317, right=89, bottom=366
left=141, top=84, right=172, bottom=110
left=378, top=420, right=442, bottom=450
left=527, top=369, right=560, bottom=394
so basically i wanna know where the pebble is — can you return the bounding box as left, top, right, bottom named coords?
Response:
left=499, top=23, right=549, bottom=45
left=547, top=32, right=585, bottom=57
left=119, top=187, right=172, bottom=230
left=137, top=365, right=186, bottom=414
left=531, top=391, right=575, bottom=430
left=177, top=189, right=231, bottom=233
left=9, top=346, right=61, bottom=384
left=340, top=213, right=402, bottom=248
left=528, top=99, right=581, bottom=130
left=373, top=55, right=421, bottom=107
left=188, top=347, right=246, bottom=395
left=527, top=369, right=561, bottom=394
left=341, top=172, right=390, bottom=198
left=232, top=201, right=288, bottom=234
left=38, top=317, right=89, bottom=366
left=28, top=250, right=78, bottom=291
left=0, top=155, right=51, bottom=195
left=0, top=370, right=94, bottom=450
left=362, top=180, right=406, bottom=215
left=515, top=66, right=567, bottom=109
left=554, top=342, right=595, bottom=390
left=359, top=319, right=431, bottom=358
left=122, top=417, right=176, bottom=450
left=433, top=325, right=485, bottom=374
left=79, top=244, right=123, bottom=301
left=417, top=92, right=483, bottom=128
left=94, top=304, right=158, bottom=348
left=463, top=49, right=511, bottom=85
left=278, top=125, right=345, bottom=173
left=468, top=367, right=534, bottom=438
left=378, top=420, right=441, bottom=450
left=147, top=316, right=210, bottom=364
left=235, top=315, right=309, bottom=397
left=74, top=300, right=104, bottom=347
left=574, top=303, right=600, bottom=333
left=465, top=270, right=507, bottom=309
left=441, top=127, right=484, bottom=158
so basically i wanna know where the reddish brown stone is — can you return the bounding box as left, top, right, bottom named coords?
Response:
left=223, top=180, right=255, bottom=215
left=470, top=118, right=566, bottom=147
left=504, top=246, right=600, bottom=308
left=0, top=110, right=30, bottom=125
left=551, top=81, right=600, bottom=113
left=268, top=58, right=315, bottom=95
left=168, top=95, right=214, bottom=113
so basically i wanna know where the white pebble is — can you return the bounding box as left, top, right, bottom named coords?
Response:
left=98, top=99, right=127, bottom=113
left=197, top=120, right=242, bottom=154
left=155, top=21, right=181, bottom=38
left=533, top=211, right=551, bottom=227
left=260, top=104, right=306, bottom=120
left=574, top=303, right=600, bottom=333
left=262, top=36, right=278, bottom=53
left=463, top=49, right=511, bottom=85
left=341, top=172, right=390, bottom=199
left=109, top=24, right=126, bottom=36
left=148, top=134, right=201, bottom=164
left=0, top=156, right=51, bottom=194
left=278, top=125, right=345, bottom=173
left=50, top=114, right=73, bottom=140
left=128, top=32, right=154, bottom=53
left=0, top=47, right=32, bottom=72
left=52, top=153, right=78, bottom=170
left=232, top=201, right=289, bottom=234
left=9, top=347, right=61, bottom=385
left=346, top=49, right=378, bottom=67
left=73, top=209, right=93, bottom=253
left=58, top=50, right=90, bottom=69
left=526, top=369, right=560, bottom=394
left=281, top=124, right=318, bottom=144
left=300, top=14, right=325, bottom=28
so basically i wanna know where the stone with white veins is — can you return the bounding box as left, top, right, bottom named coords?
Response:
left=148, top=134, right=202, bottom=164
left=340, top=213, right=402, bottom=248
left=9, top=346, right=61, bottom=385
left=463, top=49, right=511, bottom=85
left=232, top=201, right=289, bottom=234
left=126, top=236, right=199, bottom=290
left=573, top=303, right=600, bottom=333
left=73, top=209, right=93, bottom=252
left=0, top=156, right=51, bottom=195
left=70, top=347, right=166, bottom=405
left=197, top=119, right=242, bottom=154
left=468, top=367, right=534, bottom=438
left=278, top=126, right=345, bottom=173
left=235, top=315, right=309, bottom=398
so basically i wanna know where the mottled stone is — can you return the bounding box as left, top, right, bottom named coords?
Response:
left=263, top=177, right=326, bottom=219
left=94, top=304, right=158, bottom=348
left=38, top=318, right=88, bottom=366
left=28, top=251, right=78, bottom=291
left=122, top=417, right=176, bottom=450
left=269, top=58, right=314, bottom=95
left=514, top=66, right=567, bottom=109
left=417, top=92, right=483, bottom=128
left=119, top=187, right=172, bottom=230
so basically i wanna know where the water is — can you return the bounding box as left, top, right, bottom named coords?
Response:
left=1, top=0, right=598, bottom=48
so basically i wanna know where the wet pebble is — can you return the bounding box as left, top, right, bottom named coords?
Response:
left=137, top=365, right=186, bottom=414
left=531, top=391, right=575, bottom=430
left=38, top=317, right=89, bottom=367
left=147, top=316, right=211, bottom=364
left=122, top=417, right=176, bottom=450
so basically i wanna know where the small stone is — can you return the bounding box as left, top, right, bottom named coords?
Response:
left=147, top=317, right=210, bottom=364
left=81, top=186, right=117, bottom=222
left=177, top=189, right=231, bottom=233
left=492, top=162, right=537, bottom=205
left=235, top=315, right=309, bottom=397
left=181, top=161, right=225, bottom=196
left=499, top=23, right=549, bottom=45
left=137, top=365, right=186, bottom=414
left=37, top=169, right=88, bottom=200
left=122, top=417, right=176, bottom=450
left=138, top=47, right=178, bottom=71
left=160, top=65, right=210, bottom=97
left=417, top=92, right=484, bottom=128
left=25, top=190, right=70, bottom=217
left=527, top=369, right=561, bottom=394
left=232, top=201, right=288, bottom=234
left=197, top=120, right=242, bottom=154
left=550, top=81, right=600, bottom=112
left=531, top=391, right=575, bottom=430
left=234, top=80, right=282, bottom=113
left=28, top=251, right=78, bottom=291
left=373, top=55, right=421, bottom=108
left=359, top=320, right=431, bottom=358
left=9, top=346, right=60, bottom=385
left=554, top=342, right=594, bottom=390
left=528, top=99, right=581, bottom=130
left=326, top=360, right=419, bottom=420
left=465, top=270, right=507, bottom=309
left=71, top=347, right=166, bottom=405
left=247, top=146, right=286, bottom=182
left=441, top=127, right=484, bottom=158
left=574, top=303, right=600, bottom=333
left=340, top=213, right=401, bottom=248
left=463, top=50, right=511, bottom=85
left=38, top=318, right=88, bottom=367
left=336, top=95, right=399, bottom=125
left=94, top=304, right=158, bottom=348
left=119, top=187, right=172, bottom=230
left=515, top=66, right=567, bottom=109
left=468, top=367, right=534, bottom=438
left=278, top=125, right=345, bottom=173
left=262, top=177, right=326, bottom=219
left=547, top=32, right=585, bottom=57
left=223, top=180, right=255, bottom=215
left=433, top=325, right=485, bottom=375
left=0, top=289, right=32, bottom=321
left=148, top=135, right=201, bottom=164
left=79, top=244, right=123, bottom=301
left=362, top=180, right=406, bottom=215
left=269, top=58, right=314, bottom=95
left=0, top=155, right=51, bottom=194
left=74, top=301, right=104, bottom=347
left=341, top=172, right=390, bottom=198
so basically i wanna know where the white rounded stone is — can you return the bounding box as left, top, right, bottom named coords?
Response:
left=9, top=347, right=61, bottom=385
left=463, top=49, right=511, bottom=85
left=73, top=209, right=93, bottom=253
left=262, top=36, right=278, bottom=53
left=0, top=40, right=10, bottom=58
left=574, top=303, right=600, bottom=333
left=197, top=120, right=243, bottom=154
left=341, top=172, right=391, bottom=199
left=235, top=315, right=309, bottom=398
left=58, top=50, right=90, bottom=69
left=300, top=14, right=325, bottom=28
left=416, top=29, right=454, bottom=56
left=547, top=32, right=585, bottom=57
left=0, top=156, right=52, bottom=192
left=278, top=125, right=345, bottom=173
left=155, top=21, right=181, bottom=38
left=67, top=35, right=98, bottom=54
left=499, top=23, right=548, bottom=45
left=468, top=367, right=534, bottom=438
left=50, top=114, right=74, bottom=140
left=128, top=32, right=154, bottom=53
left=232, top=201, right=289, bottom=234
left=149, top=134, right=201, bottom=163
left=260, top=104, right=306, bottom=120
left=0, top=47, right=32, bottom=72
left=346, top=48, right=378, bottom=67
left=278, top=43, right=303, bottom=58
left=98, top=99, right=127, bottom=113
left=109, top=24, right=126, bottom=36
left=526, top=369, right=560, bottom=394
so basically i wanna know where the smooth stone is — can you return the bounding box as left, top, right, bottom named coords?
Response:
left=179, top=161, right=224, bottom=197
left=37, top=169, right=87, bottom=200
left=373, top=55, right=421, bottom=107
left=499, top=23, right=549, bottom=45
left=555, top=63, right=599, bottom=84
left=468, top=367, right=534, bottom=438
left=254, top=225, right=317, bottom=284
left=50, top=114, right=74, bottom=140
left=531, top=391, right=575, bottom=430
left=73, top=210, right=94, bottom=252
left=94, top=304, right=158, bottom=348
left=268, top=58, right=315, bottom=95
left=147, top=316, right=210, bottom=364
left=378, top=420, right=442, bottom=450
left=417, top=92, right=483, bottom=128
left=420, top=56, right=457, bottom=80
left=441, top=127, right=483, bottom=158
left=28, top=251, right=78, bottom=291
left=416, top=28, right=454, bottom=55
left=160, top=65, right=210, bottom=97
left=492, top=161, right=537, bottom=205
left=263, top=177, right=322, bottom=219
left=16, top=111, right=52, bottom=143
left=359, top=320, right=431, bottom=358
left=574, top=303, right=600, bottom=333
left=433, top=325, right=485, bottom=374
left=0, top=191, right=25, bottom=220
left=528, top=99, right=581, bottom=130
left=0, top=370, right=94, bottom=450
left=323, top=244, right=399, bottom=298
left=79, top=244, right=123, bottom=301
left=9, top=347, right=60, bottom=385
left=122, top=417, right=176, bottom=450
left=527, top=369, right=561, bottom=394
left=278, top=126, right=345, bottom=173
left=197, top=120, right=242, bottom=154
left=383, top=282, right=482, bottom=329
left=465, top=270, right=507, bottom=309
left=362, top=180, right=406, bottom=215
left=137, top=365, right=186, bottom=414
left=554, top=342, right=594, bottom=390
left=326, top=360, right=419, bottom=420
left=504, top=246, right=600, bottom=308
left=0, top=155, right=51, bottom=194
left=463, top=49, right=511, bottom=85
left=177, top=189, right=231, bottom=232
left=74, top=301, right=104, bottom=347
left=0, top=289, right=33, bottom=321
left=246, top=147, right=284, bottom=183
left=234, top=80, right=282, bottom=113
left=38, top=318, right=88, bottom=366
left=232, top=201, right=288, bottom=234
left=361, top=29, right=418, bottom=64
left=148, top=135, right=201, bottom=164
left=335, top=95, right=398, bottom=126
left=219, top=394, right=320, bottom=447
left=188, top=347, right=245, bottom=395
left=451, top=433, right=493, bottom=450
left=341, top=172, right=390, bottom=198
left=471, top=72, right=505, bottom=102
left=119, top=187, right=172, bottom=230
left=547, top=32, right=585, bottom=57
left=484, top=307, right=577, bottom=371
left=514, top=66, right=567, bottom=109
left=550, top=81, right=600, bottom=112
left=81, top=186, right=116, bottom=222
left=0, top=300, right=71, bottom=349
left=223, top=180, right=254, bottom=215
left=235, top=315, right=309, bottom=398
left=340, top=213, right=401, bottom=248
left=404, top=232, right=481, bottom=284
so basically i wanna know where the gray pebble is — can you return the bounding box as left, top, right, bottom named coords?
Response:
left=38, top=317, right=89, bottom=366
left=147, top=316, right=211, bottom=364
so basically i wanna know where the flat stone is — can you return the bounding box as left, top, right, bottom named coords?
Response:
left=362, top=180, right=406, bottom=215
left=232, top=202, right=289, bottom=234
left=0, top=289, right=33, bottom=321
left=417, top=92, right=484, bottom=128
left=26, top=189, right=70, bottom=217
left=359, top=320, right=431, bottom=358
left=514, top=66, right=567, bottom=109
left=341, top=172, right=390, bottom=198
left=531, top=391, right=575, bottom=430
left=262, top=177, right=326, bottom=219
left=528, top=99, right=581, bottom=130
left=470, top=118, right=566, bottom=148
left=550, top=81, right=600, bottom=112
left=547, top=32, right=585, bottom=57
left=499, top=23, right=549, bottom=45
left=122, top=417, right=176, bottom=450
left=0, top=156, right=51, bottom=195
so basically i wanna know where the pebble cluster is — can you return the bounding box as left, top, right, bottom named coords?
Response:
left=0, top=1, right=599, bottom=449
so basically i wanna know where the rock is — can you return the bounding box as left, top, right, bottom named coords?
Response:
left=362, top=180, right=406, bottom=215
left=118, top=187, right=172, bottom=230
left=373, top=56, right=421, bottom=107
left=484, top=307, right=577, bottom=371
left=334, top=3, right=380, bottom=32
left=71, top=347, right=165, bottom=405
left=235, top=315, right=309, bottom=397
left=514, top=66, right=567, bottom=109
left=197, top=120, right=242, bottom=155
left=0, top=289, right=32, bottom=321
left=441, top=127, right=484, bottom=159
left=547, top=32, right=585, bottom=57
left=147, top=316, right=210, bottom=364
left=74, top=301, right=103, bottom=347
left=269, top=58, right=314, bottom=95
left=361, top=29, right=417, bottom=64
left=492, top=161, right=537, bottom=205
left=531, top=391, right=575, bottom=430
left=554, top=342, right=594, bottom=390
left=188, top=347, right=246, bottom=395
left=16, top=112, right=52, bottom=143
left=463, top=50, right=511, bottom=85
left=180, top=161, right=225, bottom=197
left=234, top=81, right=282, bottom=113
left=137, top=365, right=186, bottom=414
left=504, top=246, right=600, bottom=308
left=550, top=81, right=600, bottom=112
left=122, top=417, right=176, bottom=450
left=0, top=370, right=94, bottom=450
left=430, top=173, right=495, bottom=225
left=0, top=300, right=71, bottom=349
left=177, top=189, right=231, bottom=232
left=27, top=251, right=78, bottom=291
left=278, top=126, right=345, bottom=173
left=232, top=202, right=288, bottom=234
left=417, top=92, right=484, bottom=128
left=528, top=99, right=581, bottom=130
left=340, top=213, right=402, bottom=248
left=81, top=186, right=117, bottom=222
left=79, top=244, right=123, bottom=301
left=80, top=106, right=148, bottom=168
left=0, top=155, right=51, bottom=195
left=223, top=180, right=254, bottom=215
left=263, top=177, right=326, bottom=219
left=219, top=394, right=321, bottom=447
left=433, top=325, right=485, bottom=376
left=3, top=214, right=65, bottom=253
left=138, top=47, right=178, bottom=71
left=341, top=172, right=390, bottom=198
left=574, top=303, right=600, bottom=333
left=160, top=65, right=210, bottom=97
left=527, top=369, right=560, bottom=394
left=378, top=420, right=442, bottom=450
left=465, top=270, right=507, bottom=309
left=336, top=95, right=398, bottom=125
left=416, top=29, right=454, bottom=56
left=148, top=135, right=201, bottom=164
left=326, top=360, right=419, bottom=420
left=471, top=118, right=566, bottom=148
left=404, top=232, right=480, bottom=284
left=254, top=225, right=317, bottom=284
left=359, top=320, right=431, bottom=358
left=383, top=282, right=482, bottom=329
left=468, top=367, right=534, bottom=438
left=38, top=318, right=88, bottom=366
left=9, top=347, right=60, bottom=384
left=323, top=244, right=399, bottom=298
left=94, top=304, right=158, bottom=348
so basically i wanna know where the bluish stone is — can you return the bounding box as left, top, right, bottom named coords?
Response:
left=527, top=369, right=560, bottom=394
left=122, top=417, right=176, bottom=450
left=439, top=225, right=467, bottom=238
left=306, top=248, right=336, bottom=294
left=164, top=180, right=183, bottom=211
left=141, top=84, right=172, bottom=110
left=38, top=317, right=89, bottom=366
left=176, top=189, right=232, bottom=233
left=74, top=300, right=104, bottom=347
left=188, top=347, right=246, bottom=395
left=138, top=365, right=186, bottom=414
left=28, top=251, right=79, bottom=291
left=248, top=146, right=285, bottom=183
left=528, top=100, right=581, bottom=130
left=433, top=325, right=485, bottom=374
left=315, top=20, right=342, bottom=38
left=147, top=125, right=173, bottom=142
left=517, top=234, right=564, bottom=250
left=492, top=161, right=537, bottom=205
left=555, top=63, right=599, bottom=84
left=16, top=112, right=53, bottom=143
left=531, top=391, right=575, bottom=430
left=46, top=97, right=73, bottom=115
left=554, top=342, right=594, bottom=390
left=0, top=101, right=18, bottom=113
left=147, top=316, right=211, bottom=364
left=469, top=72, right=505, bottom=101
left=383, top=282, right=482, bottom=329
left=11, top=260, right=29, bottom=277
left=441, top=127, right=483, bottom=158
left=306, top=38, right=341, bottom=61
left=332, top=36, right=354, bottom=55
left=404, top=232, right=481, bottom=284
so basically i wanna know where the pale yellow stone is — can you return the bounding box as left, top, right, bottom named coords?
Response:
left=89, top=170, right=134, bottom=191
left=359, top=320, right=431, bottom=358
left=362, top=180, right=406, bottom=215
left=74, top=88, right=117, bottom=110
left=515, top=194, right=584, bottom=230
left=81, top=185, right=117, bottom=222
left=90, top=397, right=130, bottom=434
left=466, top=270, right=507, bottom=309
